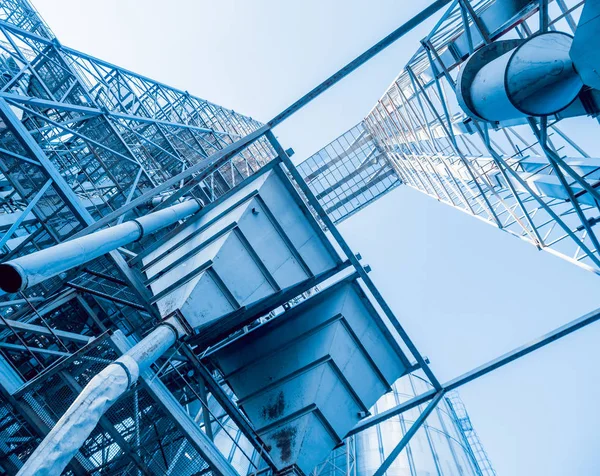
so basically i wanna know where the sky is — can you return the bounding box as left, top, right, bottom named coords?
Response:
left=33, top=1, right=600, bottom=475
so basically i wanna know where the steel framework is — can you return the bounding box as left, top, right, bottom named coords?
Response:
left=297, top=122, right=401, bottom=224
left=364, top=0, right=600, bottom=275
left=0, top=0, right=598, bottom=475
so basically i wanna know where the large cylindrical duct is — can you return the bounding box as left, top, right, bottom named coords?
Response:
left=456, top=32, right=582, bottom=123
left=16, top=317, right=185, bottom=476
left=0, top=199, right=200, bottom=293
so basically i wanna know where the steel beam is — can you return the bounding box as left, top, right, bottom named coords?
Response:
left=0, top=341, right=71, bottom=357
left=373, top=392, right=445, bottom=476
left=0, top=317, right=91, bottom=344
left=347, top=389, right=438, bottom=437
left=348, top=303, right=600, bottom=438
left=267, top=0, right=453, bottom=127
left=0, top=178, right=52, bottom=250
left=444, top=304, right=600, bottom=392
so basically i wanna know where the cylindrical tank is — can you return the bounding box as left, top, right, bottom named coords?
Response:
left=456, top=32, right=582, bottom=123
left=310, top=374, right=484, bottom=476
left=353, top=375, right=481, bottom=476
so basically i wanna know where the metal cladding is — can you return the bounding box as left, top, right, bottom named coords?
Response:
left=456, top=32, right=582, bottom=122
left=142, top=168, right=339, bottom=334
left=0, top=200, right=200, bottom=293
left=208, top=277, right=410, bottom=474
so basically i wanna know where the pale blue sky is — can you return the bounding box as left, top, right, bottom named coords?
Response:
left=35, top=1, right=600, bottom=474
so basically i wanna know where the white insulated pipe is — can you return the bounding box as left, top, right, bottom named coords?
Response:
left=17, top=317, right=185, bottom=476
left=3, top=199, right=199, bottom=474
left=0, top=199, right=200, bottom=293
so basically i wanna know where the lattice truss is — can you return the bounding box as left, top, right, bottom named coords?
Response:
left=365, top=0, right=600, bottom=274
left=0, top=331, right=277, bottom=475
left=0, top=3, right=277, bottom=472
left=0, top=0, right=275, bottom=298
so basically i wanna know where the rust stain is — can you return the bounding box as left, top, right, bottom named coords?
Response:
left=272, top=426, right=297, bottom=463
left=261, top=390, right=285, bottom=420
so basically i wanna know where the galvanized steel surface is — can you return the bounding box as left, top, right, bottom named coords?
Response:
left=459, top=32, right=582, bottom=122
left=143, top=170, right=338, bottom=333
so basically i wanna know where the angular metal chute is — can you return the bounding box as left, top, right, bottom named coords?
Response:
left=208, top=277, right=410, bottom=474
left=143, top=169, right=339, bottom=335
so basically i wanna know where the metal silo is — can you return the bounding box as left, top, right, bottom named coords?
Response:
left=312, top=375, right=493, bottom=476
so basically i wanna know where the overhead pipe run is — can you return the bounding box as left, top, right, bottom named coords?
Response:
left=456, top=32, right=583, bottom=123
left=0, top=199, right=201, bottom=293
left=17, top=317, right=186, bottom=476
left=3, top=198, right=201, bottom=475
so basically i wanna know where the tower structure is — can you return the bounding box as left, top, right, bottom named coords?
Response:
left=0, top=2, right=486, bottom=475
left=302, top=0, right=600, bottom=276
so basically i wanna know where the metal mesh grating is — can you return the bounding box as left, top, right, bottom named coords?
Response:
left=0, top=399, right=41, bottom=475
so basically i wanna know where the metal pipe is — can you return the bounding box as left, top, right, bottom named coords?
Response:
left=457, top=32, right=582, bottom=122
left=17, top=317, right=185, bottom=476
left=0, top=199, right=200, bottom=293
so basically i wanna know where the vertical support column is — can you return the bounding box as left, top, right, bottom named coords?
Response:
left=539, top=0, right=549, bottom=32
left=197, top=379, right=214, bottom=441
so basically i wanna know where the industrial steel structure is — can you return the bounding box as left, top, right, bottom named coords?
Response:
left=0, top=0, right=599, bottom=475
left=303, top=0, right=600, bottom=276
left=297, top=123, right=401, bottom=224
